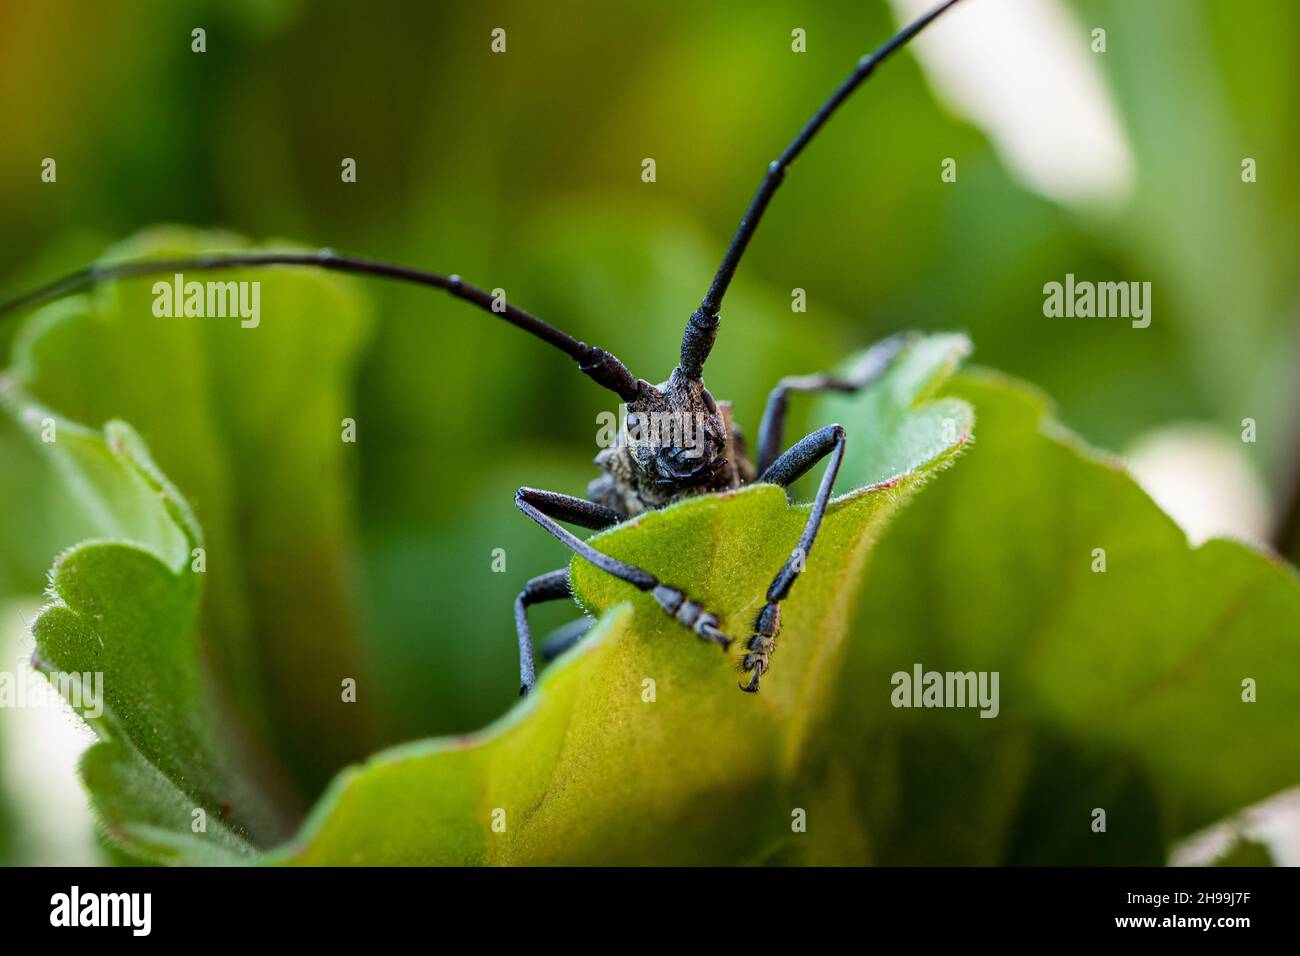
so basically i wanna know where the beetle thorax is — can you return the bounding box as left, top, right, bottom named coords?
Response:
left=588, top=368, right=754, bottom=517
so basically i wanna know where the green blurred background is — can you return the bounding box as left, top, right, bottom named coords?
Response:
left=0, top=0, right=1296, bottom=861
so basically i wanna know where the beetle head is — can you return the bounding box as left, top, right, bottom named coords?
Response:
left=623, top=369, right=728, bottom=489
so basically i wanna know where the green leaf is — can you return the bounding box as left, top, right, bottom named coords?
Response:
left=10, top=325, right=975, bottom=864
left=0, top=409, right=94, bottom=597
left=265, top=333, right=973, bottom=864
left=8, top=228, right=378, bottom=799
left=0, top=391, right=291, bottom=861
left=818, top=333, right=973, bottom=489
left=823, top=370, right=1300, bottom=864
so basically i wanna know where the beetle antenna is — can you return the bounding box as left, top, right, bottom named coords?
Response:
left=679, top=0, right=965, bottom=380
left=0, top=250, right=641, bottom=401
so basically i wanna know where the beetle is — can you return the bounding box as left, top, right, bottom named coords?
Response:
left=0, top=0, right=964, bottom=696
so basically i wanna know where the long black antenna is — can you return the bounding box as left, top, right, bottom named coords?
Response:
left=0, top=250, right=641, bottom=401
left=679, top=0, right=965, bottom=380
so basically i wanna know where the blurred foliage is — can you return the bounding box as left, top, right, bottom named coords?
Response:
left=8, top=230, right=380, bottom=808
left=0, top=793, right=9, bottom=865
left=4, top=1, right=1298, bottom=734
left=0, top=0, right=1297, bottom=861
left=825, top=373, right=1300, bottom=863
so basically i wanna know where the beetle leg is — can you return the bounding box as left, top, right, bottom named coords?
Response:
left=514, top=487, right=734, bottom=694
left=755, top=333, right=906, bottom=474
left=514, top=568, right=573, bottom=695
left=741, top=424, right=847, bottom=693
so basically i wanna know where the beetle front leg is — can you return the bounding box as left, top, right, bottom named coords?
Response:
left=741, top=423, right=847, bottom=692
left=514, top=487, right=735, bottom=670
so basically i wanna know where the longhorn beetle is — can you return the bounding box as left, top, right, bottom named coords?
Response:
left=0, top=0, right=964, bottom=695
